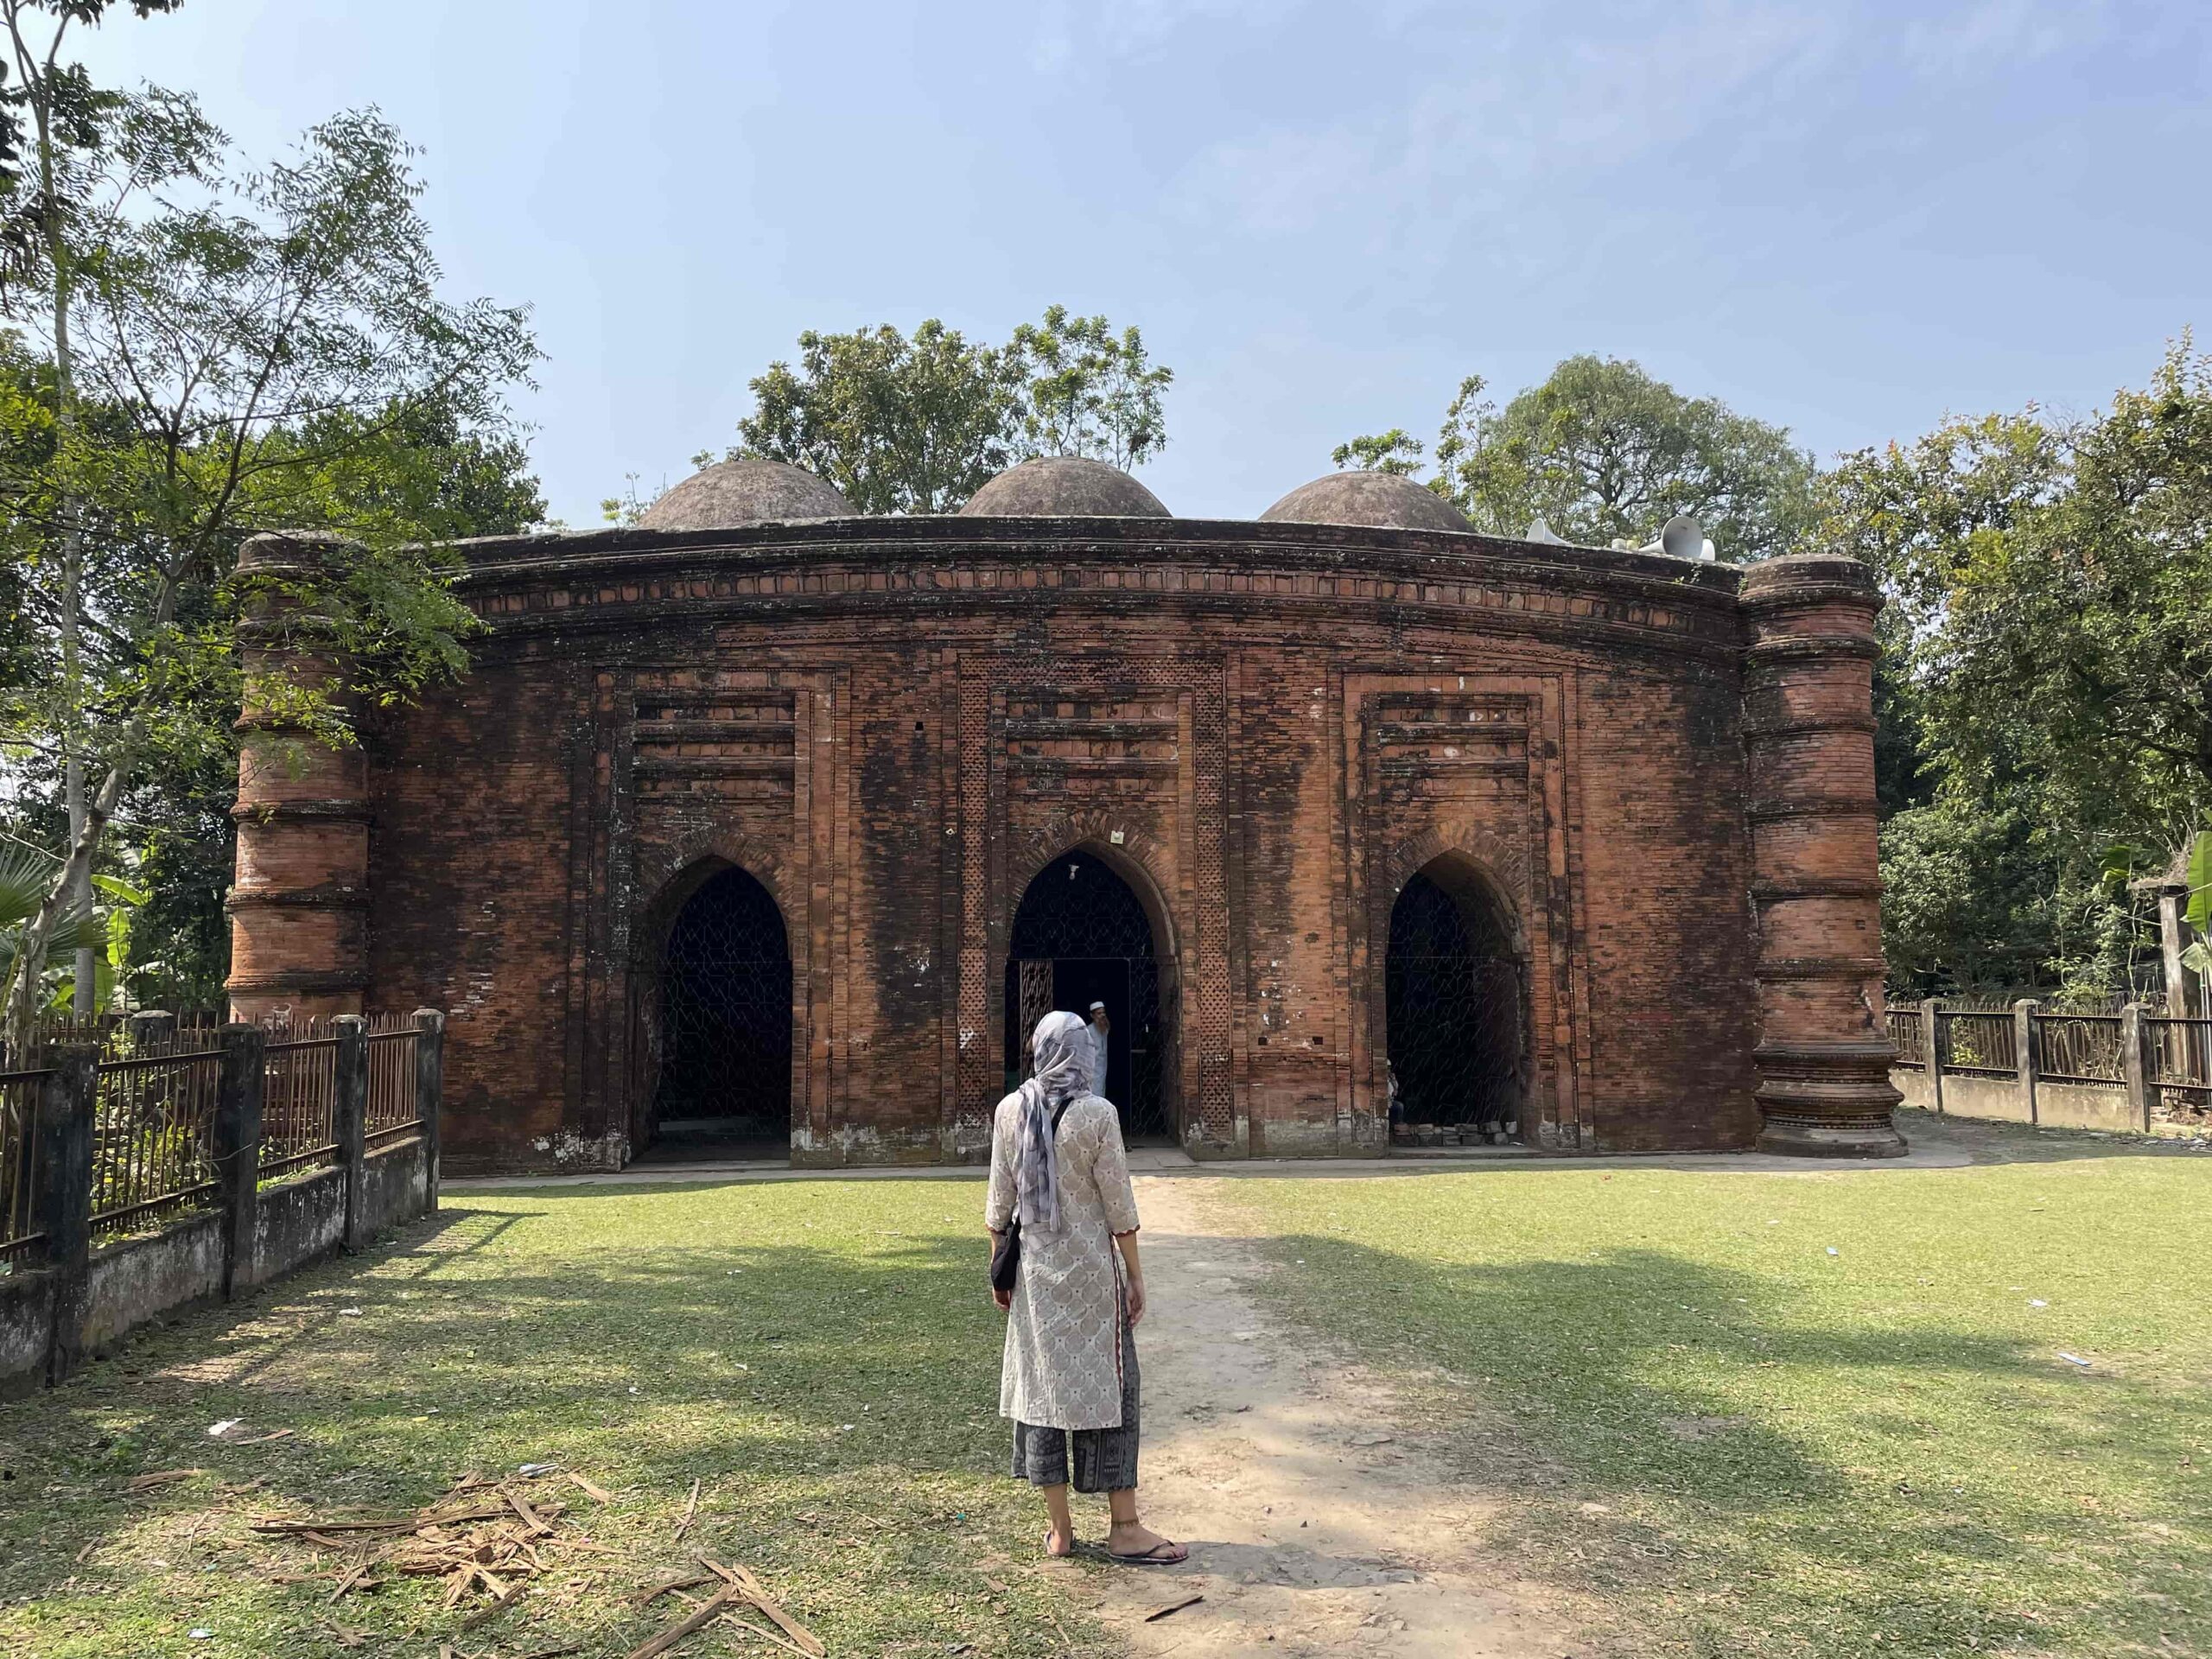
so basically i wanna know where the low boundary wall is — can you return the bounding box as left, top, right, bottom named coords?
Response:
left=0, top=1013, right=442, bottom=1394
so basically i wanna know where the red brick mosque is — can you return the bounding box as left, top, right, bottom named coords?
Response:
left=226, top=455, right=1901, bottom=1173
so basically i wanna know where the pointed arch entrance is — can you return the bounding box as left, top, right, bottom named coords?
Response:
left=643, top=862, right=792, bottom=1160
left=1384, top=854, right=1527, bottom=1142
left=1004, top=847, right=1174, bottom=1142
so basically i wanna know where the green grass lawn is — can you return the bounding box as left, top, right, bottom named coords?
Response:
left=1215, top=1114, right=2212, bottom=1658
left=0, top=1178, right=1112, bottom=1659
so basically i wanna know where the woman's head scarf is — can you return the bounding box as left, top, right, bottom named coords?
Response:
left=1016, top=1009, right=1091, bottom=1234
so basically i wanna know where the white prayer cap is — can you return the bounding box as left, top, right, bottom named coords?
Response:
left=1089, top=1001, right=1106, bottom=1012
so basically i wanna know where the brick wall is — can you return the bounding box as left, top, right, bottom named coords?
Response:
left=236, top=517, right=1887, bottom=1172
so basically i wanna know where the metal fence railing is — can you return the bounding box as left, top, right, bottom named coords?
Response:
left=2146, top=1015, right=2212, bottom=1097
left=1, top=1065, right=53, bottom=1268
left=86, top=1035, right=225, bottom=1241
left=1941, top=1010, right=2018, bottom=1076
left=0, top=1010, right=442, bottom=1267
left=1886, top=1007, right=1924, bottom=1066
left=261, top=1033, right=341, bottom=1178
left=365, top=1017, right=423, bottom=1149
left=2034, top=1012, right=2126, bottom=1084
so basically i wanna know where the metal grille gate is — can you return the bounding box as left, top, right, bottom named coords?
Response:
left=1006, top=850, right=1170, bottom=1140
left=655, top=868, right=792, bottom=1137
left=1385, top=870, right=1523, bottom=1133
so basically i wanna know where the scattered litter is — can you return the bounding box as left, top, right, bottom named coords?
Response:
left=1825, top=1248, right=1839, bottom=1257
left=624, top=1557, right=824, bottom=1658
left=248, top=1469, right=610, bottom=1615
left=518, top=1462, right=562, bottom=1478
left=1144, top=1592, right=1205, bottom=1623
left=2058, top=1352, right=2093, bottom=1369
left=627, top=1386, right=641, bottom=1395
left=837, top=1424, right=855, bottom=1433
left=207, top=1420, right=245, bottom=1440
left=338, top=1307, right=362, bottom=1318
left=2029, top=1300, right=2049, bottom=1308
left=188, top=1630, right=213, bottom=1640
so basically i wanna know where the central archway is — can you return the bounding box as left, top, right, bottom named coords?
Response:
left=1004, top=848, right=1172, bottom=1142
left=1384, top=855, right=1526, bottom=1143
left=650, top=864, right=792, bottom=1157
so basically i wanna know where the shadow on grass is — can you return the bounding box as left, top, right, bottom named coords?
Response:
left=1254, top=1231, right=2210, bottom=1655
left=0, top=1191, right=1025, bottom=1612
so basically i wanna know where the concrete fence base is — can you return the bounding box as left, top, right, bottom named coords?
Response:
left=0, top=1010, right=443, bottom=1395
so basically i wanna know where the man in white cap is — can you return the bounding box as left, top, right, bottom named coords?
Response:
left=1084, top=1001, right=1111, bottom=1101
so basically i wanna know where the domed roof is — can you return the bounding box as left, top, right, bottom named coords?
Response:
left=637, top=458, right=853, bottom=530
left=957, top=456, right=1171, bottom=518
left=1258, top=471, right=1471, bottom=533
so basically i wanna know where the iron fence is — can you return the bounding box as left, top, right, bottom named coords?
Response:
left=2034, top=1012, right=2125, bottom=1083
left=1941, top=1010, right=2018, bottom=1076
left=1886, top=1007, right=1924, bottom=1066
left=261, top=1033, right=340, bottom=1178
left=365, top=1016, right=423, bottom=1149
left=1, top=1065, right=51, bottom=1267
left=86, top=1034, right=225, bottom=1240
left=2146, top=1016, right=2212, bottom=1096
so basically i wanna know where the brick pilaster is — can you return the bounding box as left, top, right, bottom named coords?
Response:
left=1739, top=553, right=1904, bottom=1157
left=226, top=532, right=370, bottom=1024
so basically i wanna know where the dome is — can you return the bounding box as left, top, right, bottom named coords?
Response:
left=957, top=456, right=1171, bottom=518
left=636, top=458, right=853, bottom=530
left=1258, top=471, right=1471, bottom=533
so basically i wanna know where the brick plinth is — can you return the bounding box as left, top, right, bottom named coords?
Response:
left=1739, top=553, right=1904, bottom=1157
left=227, top=532, right=368, bottom=1025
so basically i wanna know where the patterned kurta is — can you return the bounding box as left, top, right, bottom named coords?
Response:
left=986, top=1090, right=1141, bottom=1430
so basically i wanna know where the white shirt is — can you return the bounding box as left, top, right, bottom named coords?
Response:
left=1084, top=1021, right=1109, bottom=1098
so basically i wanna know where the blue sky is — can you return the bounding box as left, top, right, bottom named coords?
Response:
left=75, top=0, right=2212, bottom=528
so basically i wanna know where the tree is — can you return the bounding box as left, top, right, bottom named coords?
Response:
left=0, top=0, right=186, bottom=1014
left=1924, top=341, right=2212, bottom=850
left=1331, top=428, right=1423, bottom=477
left=1340, top=358, right=1816, bottom=559
left=1435, top=359, right=1816, bottom=559
left=1821, top=342, right=2212, bottom=1000
left=1007, top=306, right=1171, bottom=472
left=0, top=83, right=539, bottom=1040
left=728, top=307, right=1173, bottom=515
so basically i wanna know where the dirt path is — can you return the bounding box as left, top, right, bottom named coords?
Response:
left=1070, top=1173, right=1594, bottom=1658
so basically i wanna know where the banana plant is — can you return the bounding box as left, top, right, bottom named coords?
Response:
left=0, top=845, right=124, bottom=1031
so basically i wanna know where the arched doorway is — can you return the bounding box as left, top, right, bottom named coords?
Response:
left=649, top=865, right=792, bottom=1160
left=1004, top=848, right=1172, bottom=1142
left=1384, top=856, right=1525, bottom=1144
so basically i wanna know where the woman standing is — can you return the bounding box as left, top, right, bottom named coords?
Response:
left=987, top=1009, right=1186, bottom=1564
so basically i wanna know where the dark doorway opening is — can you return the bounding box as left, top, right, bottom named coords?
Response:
left=1004, top=849, right=1172, bottom=1143
left=643, top=865, right=791, bottom=1163
left=1385, top=860, right=1524, bottom=1143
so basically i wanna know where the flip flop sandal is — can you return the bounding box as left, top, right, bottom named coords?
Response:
left=1043, top=1529, right=1076, bottom=1558
left=1108, top=1540, right=1187, bottom=1566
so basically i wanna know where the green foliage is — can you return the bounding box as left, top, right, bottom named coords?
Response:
left=1428, top=358, right=1817, bottom=560
left=1330, top=427, right=1424, bottom=476
left=1878, top=800, right=2057, bottom=995
left=0, top=70, right=541, bottom=1015
left=1007, top=304, right=1171, bottom=472
left=1834, top=341, right=2212, bottom=998
left=728, top=306, right=1172, bottom=515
